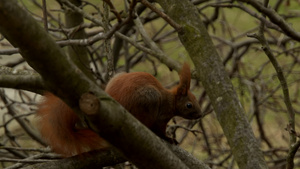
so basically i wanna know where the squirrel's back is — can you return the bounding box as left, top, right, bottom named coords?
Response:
left=105, top=72, right=165, bottom=94
left=105, top=72, right=166, bottom=126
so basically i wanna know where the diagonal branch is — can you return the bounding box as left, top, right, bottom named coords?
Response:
left=155, top=0, right=268, bottom=168
left=0, top=1, right=206, bottom=169
left=0, top=66, right=45, bottom=93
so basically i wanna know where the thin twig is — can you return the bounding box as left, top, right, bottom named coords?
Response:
left=58, top=0, right=103, bottom=26
left=103, top=0, right=114, bottom=79
left=0, top=158, right=53, bottom=163
left=247, top=0, right=296, bottom=168
left=237, top=0, right=300, bottom=41
left=42, top=0, right=48, bottom=32
left=103, top=0, right=123, bottom=22
left=0, top=146, right=51, bottom=153
left=115, top=32, right=181, bottom=72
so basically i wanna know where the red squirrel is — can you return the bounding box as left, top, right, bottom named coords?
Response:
left=37, top=63, right=202, bottom=157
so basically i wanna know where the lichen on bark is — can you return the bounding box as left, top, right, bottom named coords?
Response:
left=156, top=0, right=268, bottom=168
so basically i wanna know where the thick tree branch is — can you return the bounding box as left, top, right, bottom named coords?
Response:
left=0, top=66, right=45, bottom=93
left=0, top=1, right=206, bottom=168
left=155, top=0, right=268, bottom=168
left=22, top=141, right=210, bottom=169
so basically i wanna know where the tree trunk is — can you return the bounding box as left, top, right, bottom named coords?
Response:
left=156, top=0, right=268, bottom=168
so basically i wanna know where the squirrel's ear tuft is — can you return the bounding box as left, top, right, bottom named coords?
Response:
left=177, top=63, right=191, bottom=96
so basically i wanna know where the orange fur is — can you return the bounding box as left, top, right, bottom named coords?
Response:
left=37, top=93, right=108, bottom=157
left=37, top=63, right=202, bottom=156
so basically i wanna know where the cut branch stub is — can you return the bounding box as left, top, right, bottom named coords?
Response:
left=79, top=92, right=100, bottom=115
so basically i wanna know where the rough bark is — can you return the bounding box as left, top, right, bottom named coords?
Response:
left=0, top=0, right=208, bottom=168
left=155, top=0, right=268, bottom=169
left=23, top=142, right=211, bottom=169
left=0, top=67, right=45, bottom=93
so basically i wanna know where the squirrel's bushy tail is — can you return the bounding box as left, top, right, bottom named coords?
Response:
left=37, top=92, right=108, bottom=157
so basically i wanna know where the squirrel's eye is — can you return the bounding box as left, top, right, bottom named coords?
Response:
left=186, top=103, right=193, bottom=108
